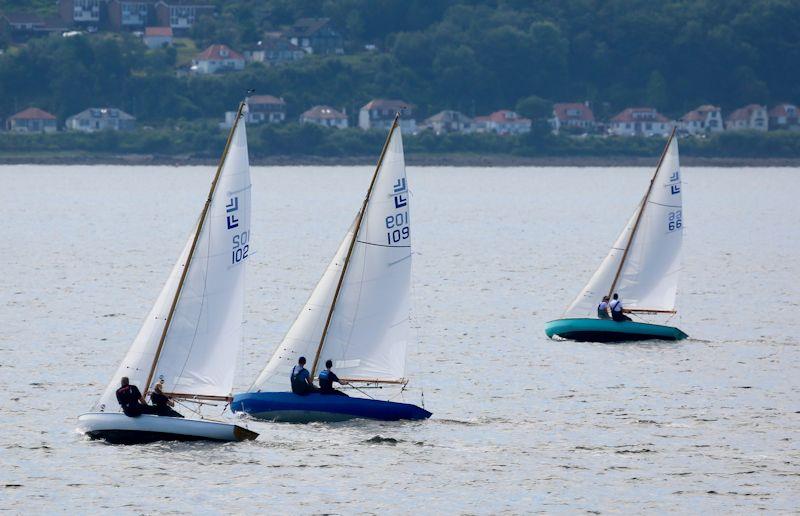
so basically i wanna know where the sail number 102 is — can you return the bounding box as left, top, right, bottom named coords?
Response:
left=232, top=231, right=249, bottom=263
left=385, top=211, right=410, bottom=244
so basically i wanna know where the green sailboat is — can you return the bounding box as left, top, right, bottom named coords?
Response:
left=545, top=130, right=688, bottom=342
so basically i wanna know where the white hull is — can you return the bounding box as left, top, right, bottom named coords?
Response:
left=77, top=413, right=258, bottom=444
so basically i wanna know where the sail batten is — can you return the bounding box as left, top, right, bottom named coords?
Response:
left=565, top=134, right=683, bottom=318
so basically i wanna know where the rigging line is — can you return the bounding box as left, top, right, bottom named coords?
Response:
left=143, top=101, right=245, bottom=396
left=172, top=214, right=212, bottom=391
left=311, top=114, right=400, bottom=378
left=355, top=240, right=411, bottom=248
left=607, top=127, right=675, bottom=299
left=648, top=200, right=681, bottom=208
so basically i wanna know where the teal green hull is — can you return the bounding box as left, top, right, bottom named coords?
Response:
left=544, top=318, right=688, bottom=342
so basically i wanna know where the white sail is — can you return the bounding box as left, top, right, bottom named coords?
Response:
left=252, top=124, right=410, bottom=391
left=565, top=136, right=682, bottom=317
left=251, top=220, right=356, bottom=392
left=564, top=208, right=638, bottom=317
left=95, top=109, right=251, bottom=411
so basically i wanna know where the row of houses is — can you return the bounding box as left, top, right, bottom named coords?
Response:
left=5, top=107, right=135, bottom=133
left=2, top=4, right=344, bottom=63
left=218, top=97, right=533, bottom=136
left=552, top=103, right=799, bottom=136
left=7, top=99, right=798, bottom=139
left=0, top=0, right=211, bottom=43
left=185, top=27, right=342, bottom=74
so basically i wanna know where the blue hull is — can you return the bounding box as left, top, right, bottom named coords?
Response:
left=231, top=392, right=432, bottom=423
left=545, top=318, right=688, bottom=342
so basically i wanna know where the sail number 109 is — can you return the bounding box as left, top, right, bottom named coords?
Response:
left=385, top=211, right=410, bottom=244
left=232, top=231, right=249, bottom=264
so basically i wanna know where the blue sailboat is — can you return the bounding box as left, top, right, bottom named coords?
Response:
left=233, top=113, right=431, bottom=422
left=545, top=129, right=688, bottom=342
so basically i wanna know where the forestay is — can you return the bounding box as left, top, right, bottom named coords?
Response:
left=565, top=135, right=682, bottom=317
left=95, top=110, right=251, bottom=411
left=253, top=125, right=411, bottom=392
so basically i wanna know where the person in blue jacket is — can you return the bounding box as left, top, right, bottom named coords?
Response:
left=318, top=360, right=348, bottom=396
left=290, top=356, right=318, bottom=395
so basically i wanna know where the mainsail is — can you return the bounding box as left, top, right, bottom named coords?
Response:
left=253, top=118, right=411, bottom=392
left=95, top=103, right=251, bottom=411
left=565, top=132, right=682, bottom=318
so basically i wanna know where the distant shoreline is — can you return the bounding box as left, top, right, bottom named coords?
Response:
left=1, top=154, right=799, bottom=167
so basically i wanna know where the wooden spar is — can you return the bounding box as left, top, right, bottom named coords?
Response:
left=606, top=126, right=676, bottom=300
left=162, top=392, right=233, bottom=402
left=142, top=100, right=246, bottom=396
left=310, top=113, right=401, bottom=378
left=323, top=377, right=409, bottom=385
left=623, top=308, right=678, bottom=314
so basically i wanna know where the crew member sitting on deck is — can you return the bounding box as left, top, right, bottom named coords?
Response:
left=318, top=360, right=348, bottom=396
left=290, top=356, right=318, bottom=395
left=150, top=380, right=184, bottom=418
left=609, top=293, right=632, bottom=322
left=115, top=377, right=156, bottom=417
left=597, top=296, right=611, bottom=319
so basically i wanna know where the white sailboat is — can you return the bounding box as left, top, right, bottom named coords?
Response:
left=77, top=101, right=259, bottom=443
left=545, top=129, right=688, bottom=342
left=232, top=113, right=431, bottom=422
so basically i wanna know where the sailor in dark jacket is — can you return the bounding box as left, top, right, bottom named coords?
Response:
left=290, top=356, right=319, bottom=395
left=318, top=360, right=348, bottom=396
left=149, top=381, right=184, bottom=418
left=115, top=377, right=156, bottom=417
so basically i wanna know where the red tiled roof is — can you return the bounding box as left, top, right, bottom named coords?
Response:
left=611, top=107, right=669, bottom=123
left=9, top=107, right=56, bottom=120
left=196, top=44, right=244, bottom=61
left=475, top=110, right=531, bottom=124
left=249, top=94, right=285, bottom=106
left=145, top=26, right=173, bottom=37
left=769, top=103, right=797, bottom=117
left=362, top=99, right=413, bottom=111
left=680, top=104, right=721, bottom=122
left=553, top=103, right=594, bottom=122
left=301, top=105, right=346, bottom=119
left=727, top=104, right=765, bottom=121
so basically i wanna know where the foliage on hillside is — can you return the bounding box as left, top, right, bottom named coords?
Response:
left=2, top=0, right=799, bottom=125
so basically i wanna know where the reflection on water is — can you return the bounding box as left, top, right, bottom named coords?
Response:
left=1, top=165, right=798, bottom=512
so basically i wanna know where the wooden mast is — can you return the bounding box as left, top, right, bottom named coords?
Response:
left=606, top=126, right=676, bottom=300
left=310, top=113, right=401, bottom=378
left=143, top=100, right=246, bottom=397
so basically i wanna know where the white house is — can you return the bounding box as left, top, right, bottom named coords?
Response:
left=678, top=105, right=723, bottom=135
left=222, top=95, right=286, bottom=128
left=143, top=26, right=173, bottom=49
left=300, top=105, right=348, bottom=129
left=66, top=107, right=135, bottom=132
left=726, top=104, right=768, bottom=131
left=768, top=104, right=799, bottom=131
left=358, top=99, right=416, bottom=133
left=5, top=107, right=58, bottom=133
left=420, top=110, right=473, bottom=134
left=192, top=44, right=245, bottom=74
left=551, top=102, right=595, bottom=134
left=473, top=110, right=531, bottom=135
left=608, top=107, right=673, bottom=137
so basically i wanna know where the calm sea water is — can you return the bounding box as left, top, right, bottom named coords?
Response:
left=1, top=165, right=798, bottom=513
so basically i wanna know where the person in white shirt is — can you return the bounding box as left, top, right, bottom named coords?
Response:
left=609, top=293, right=631, bottom=322
left=597, top=296, right=611, bottom=319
